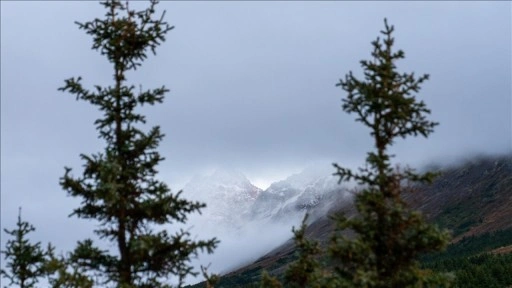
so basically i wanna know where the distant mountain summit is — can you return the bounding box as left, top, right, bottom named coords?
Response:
left=206, top=154, right=512, bottom=288
left=183, top=155, right=512, bottom=288
left=250, top=166, right=350, bottom=223
left=183, top=168, right=262, bottom=230
left=182, top=165, right=353, bottom=231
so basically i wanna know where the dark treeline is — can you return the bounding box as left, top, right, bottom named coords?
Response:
left=422, top=228, right=512, bottom=288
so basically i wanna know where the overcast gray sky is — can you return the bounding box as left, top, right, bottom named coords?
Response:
left=1, top=0, right=511, bottom=281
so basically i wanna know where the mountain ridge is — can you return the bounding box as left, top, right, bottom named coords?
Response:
left=189, top=154, right=512, bottom=287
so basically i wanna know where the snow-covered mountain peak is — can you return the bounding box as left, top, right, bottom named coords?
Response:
left=185, top=168, right=259, bottom=194
left=180, top=165, right=350, bottom=233
left=182, top=168, right=262, bottom=230
left=266, top=165, right=336, bottom=193
left=248, top=165, right=349, bottom=223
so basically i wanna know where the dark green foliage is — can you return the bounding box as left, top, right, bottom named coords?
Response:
left=58, top=1, right=217, bottom=286
left=422, top=229, right=512, bottom=287
left=260, top=271, right=283, bottom=288
left=0, top=209, right=94, bottom=288
left=0, top=208, right=47, bottom=288
left=200, top=265, right=220, bottom=288
left=329, top=18, right=452, bottom=288
left=44, top=244, right=94, bottom=288
left=283, top=215, right=322, bottom=288
left=260, top=214, right=322, bottom=288
left=433, top=195, right=483, bottom=236
left=423, top=228, right=512, bottom=264
left=450, top=253, right=512, bottom=288
left=425, top=252, right=512, bottom=288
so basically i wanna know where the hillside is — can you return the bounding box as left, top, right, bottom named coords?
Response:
left=408, top=155, right=512, bottom=239
left=186, top=154, right=512, bottom=287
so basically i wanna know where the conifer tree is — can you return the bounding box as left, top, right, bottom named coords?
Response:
left=330, top=18, right=452, bottom=287
left=283, top=215, right=322, bottom=288
left=58, top=1, right=217, bottom=287
left=260, top=271, right=282, bottom=288
left=44, top=244, right=94, bottom=288
left=199, top=265, right=220, bottom=288
left=261, top=215, right=322, bottom=288
left=261, top=19, right=452, bottom=288
left=1, top=208, right=47, bottom=288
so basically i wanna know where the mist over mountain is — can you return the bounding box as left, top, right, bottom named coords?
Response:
left=249, top=166, right=350, bottom=223
left=181, top=154, right=511, bottom=286
left=179, top=165, right=353, bottom=282
left=183, top=165, right=351, bottom=234
left=189, top=154, right=512, bottom=288
left=183, top=169, right=262, bottom=231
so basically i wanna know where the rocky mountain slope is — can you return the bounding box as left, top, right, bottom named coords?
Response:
left=183, top=166, right=352, bottom=233
left=204, top=154, right=512, bottom=287
left=406, top=155, right=512, bottom=240
left=180, top=166, right=354, bottom=283
left=249, top=167, right=350, bottom=224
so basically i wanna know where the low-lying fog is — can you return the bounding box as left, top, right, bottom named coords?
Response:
left=170, top=164, right=351, bottom=285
